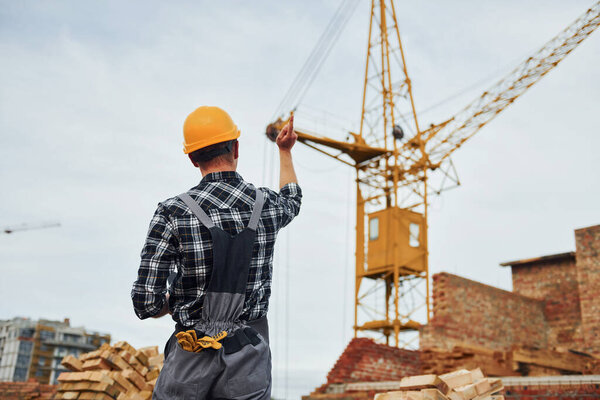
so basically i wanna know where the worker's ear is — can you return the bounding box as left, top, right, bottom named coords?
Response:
left=188, top=154, right=199, bottom=167
left=233, top=140, right=239, bottom=160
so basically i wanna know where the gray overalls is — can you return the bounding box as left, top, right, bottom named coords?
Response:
left=153, top=188, right=272, bottom=400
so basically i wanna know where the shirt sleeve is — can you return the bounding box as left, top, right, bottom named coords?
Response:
left=131, top=204, right=179, bottom=319
left=266, top=182, right=302, bottom=230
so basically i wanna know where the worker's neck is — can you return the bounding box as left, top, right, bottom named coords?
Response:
left=200, top=164, right=237, bottom=177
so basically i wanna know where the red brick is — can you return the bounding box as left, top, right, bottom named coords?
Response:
left=421, top=272, right=548, bottom=351
left=575, top=225, right=600, bottom=354
left=324, top=338, right=421, bottom=386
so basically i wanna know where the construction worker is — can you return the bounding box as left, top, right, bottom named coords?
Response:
left=131, top=106, right=301, bottom=399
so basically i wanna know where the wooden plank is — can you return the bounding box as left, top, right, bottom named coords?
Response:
left=82, top=358, right=112, bottom=371
left=439, top=370, right=472, bottom=389
left=87, top=371, right=114, bottom=385
left=55, top=392, right=80, bottom=400
left=453, top=383, right=478, bottom=400
left=113, top=341, right=137, bottom=355
left=121, top=369, right=150, bottom=391
left=375, top=391, right=424, bottom=400
left=134, top=350, right=149, bottom=367
left=473, top=379, right=491, bottom=395
left=138, top=391, right=152, bottom=400
left=79, top=351, right=101, bottom=362
left=147, top=354, right=164, bottom=368
left=109, top=372, right=137, bottom=393
left=511, top=347, right=587, bottom=372
left=470, top=369, right=484, bottom=381
left=422, top=389, right=450, bottom=400
left=61, top=355, right=84, bottom=372
left=58, top=372, right=78, bottom=383
left=450, top=343, right=497, bottom=358
left=138, top=346, right=159, bottom=358
left=118, top=350, right=148, bottom=376
left=86, top=381, right=120, bottom=397
left=399, top=375, right=449, bottom=395
left=100, top=351, right=130, bottom=371
left=145, top=367, right=159, bottom=381
left=78, top=392, right=114, bottom=400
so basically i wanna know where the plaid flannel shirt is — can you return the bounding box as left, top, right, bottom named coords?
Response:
left=131, top=171, right=302, bottom=327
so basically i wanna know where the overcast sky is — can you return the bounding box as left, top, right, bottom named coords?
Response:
left=1, top=1, right=599, bottom=398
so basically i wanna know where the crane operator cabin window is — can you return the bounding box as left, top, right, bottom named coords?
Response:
left=369, top=217, right=379, bottom=241
left=409, top=223, right=420, bottom=248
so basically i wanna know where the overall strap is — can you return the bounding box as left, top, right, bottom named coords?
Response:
left=248, top=188, right=265, bottom=230
left=178, top=193, right=215, bottom=228
left=178, top=188, right=264, bottom=230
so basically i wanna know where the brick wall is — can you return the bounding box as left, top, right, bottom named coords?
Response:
left=511, top=256, right=576, bottom=300
left=511, top=257, right=584, bottom=349
left=504, top=383, right=600, bottom=399
left=0, top=380, right=56, bottom=400
left=324, top=338, right=421, bottom=385
left=420, top=273, right=548, bottom=351
left=576, top=224, right=600, bottom=355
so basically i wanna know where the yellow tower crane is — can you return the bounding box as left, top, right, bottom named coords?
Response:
left=267, top=1, right=600, bottom=348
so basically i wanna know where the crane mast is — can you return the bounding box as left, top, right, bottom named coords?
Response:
left=266, top=1, right=600, bottom=348
left=354, top=0, right=428, bottom=347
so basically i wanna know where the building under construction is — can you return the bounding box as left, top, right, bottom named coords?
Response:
left=0, top=318, right=110, bottom=385
left=303, top=223, right=600, bottom=399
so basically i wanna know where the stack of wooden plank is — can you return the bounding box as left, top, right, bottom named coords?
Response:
left=374, top=369, right=503, bottom=400
left=55, top=341, right=164, bottom=400
left=511, top=347, right=600, bottom=375
left=420, top=345, right=515, bottom=377
left=421, top=343, right=600, bottom=377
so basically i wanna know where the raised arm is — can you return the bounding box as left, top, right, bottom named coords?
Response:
left=276, top=114, right=298, bottom=189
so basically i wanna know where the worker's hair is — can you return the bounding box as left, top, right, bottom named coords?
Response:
left=190, top=139, right=237, bottom=168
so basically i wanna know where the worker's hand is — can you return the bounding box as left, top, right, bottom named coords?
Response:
left=276, top=115, right=297, bottom=152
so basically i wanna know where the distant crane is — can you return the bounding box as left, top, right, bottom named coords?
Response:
left=3, top=222, right=61, bottom=234
left=266, top=1, right=600, bottom=348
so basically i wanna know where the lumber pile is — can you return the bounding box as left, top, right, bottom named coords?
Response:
left=374, top=369, right=503, bottom=400
left=420, top=345, right=515, bottom=377
left=55, top=341, right=164, bottom=400
left=421, top=344, right=600, bottom=376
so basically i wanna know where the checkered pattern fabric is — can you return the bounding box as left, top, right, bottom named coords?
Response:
left=131, top=171, right=302, bottom=327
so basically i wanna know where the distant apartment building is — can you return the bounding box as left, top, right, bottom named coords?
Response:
left=0, top=317, right=110, bottom=384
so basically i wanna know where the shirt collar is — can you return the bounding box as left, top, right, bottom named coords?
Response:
left=200, top=171, right=243, bottom=184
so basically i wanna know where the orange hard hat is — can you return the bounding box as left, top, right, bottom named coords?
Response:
left=183, top=106, right=240, bottom=154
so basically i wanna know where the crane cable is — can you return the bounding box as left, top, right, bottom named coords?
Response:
left=272, top=0, right=360, bottom=120
left=265, top=2, right=360, bottom=395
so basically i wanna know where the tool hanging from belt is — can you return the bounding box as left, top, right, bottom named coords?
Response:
left=175, top=330, right=227, bottom=352
left=174, top=325, right=262, bottom=355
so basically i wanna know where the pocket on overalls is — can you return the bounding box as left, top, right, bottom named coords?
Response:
left=153, top=341, right=204, bottom=400
left=225, top=338, right=270, bottom=398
